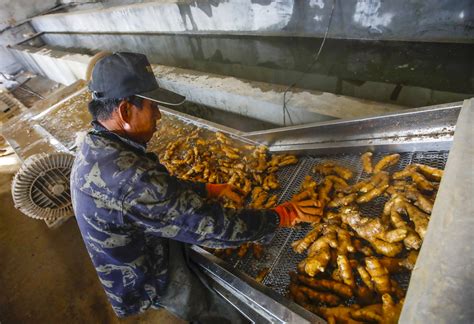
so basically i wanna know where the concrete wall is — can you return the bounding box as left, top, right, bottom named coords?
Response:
left=0, top=0, right=58, bottom=31
left=0, top=21, right=45, bottom=74
left=0, top=17, right=44, bottom=75
left=152, top=64, right=402, bottom=126
left=9, top=47, right=90, bottom=85
left=38, top=32, right=474, bottom=107
left=8, top=44, right=402, bottom=127
left=31, top=0, right=474, bottom=43
left=0, top=47, right=22, bottom=74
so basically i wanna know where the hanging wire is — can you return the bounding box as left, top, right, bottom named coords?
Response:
left=282, top=0, right=337, bottom=126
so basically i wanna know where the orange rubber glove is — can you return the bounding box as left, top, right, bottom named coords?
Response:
left=273, top=200, right=322, bottom=227
left=206, top=183, right=243, bottom=205
left=273, top=202, right=298, bottom=227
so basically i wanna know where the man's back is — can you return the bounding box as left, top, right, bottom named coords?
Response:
left=71, top=125, right=172, bottom=316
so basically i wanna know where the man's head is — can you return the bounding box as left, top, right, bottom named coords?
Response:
left=87, top=52, right=185, bottom=143
left=88, top=96, right=161, bottom=144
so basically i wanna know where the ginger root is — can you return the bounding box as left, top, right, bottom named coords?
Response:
left=400, top=201, right=430, bottom=239
left=361, top=152, right=373, bottom=174
left=410, top=171, right=435, bottom=192
left=365, top=257, right=392, bottom=295
left=344, top=180, right=369, bottom=194
left=328, top=193, right=357, bottom=208
left=337, top=254, right=356, bottom=288
left=393, top=165, right=435, bottom=192
left=357, top=265, right=374, bottom=290
left=291, top=225, right=322, bottom=254
left=390, top=196, right=422, bottom=250
left=326, top=175, right=350, bottom=192
left=373, top=154, right=400, bottom=173
left=353, top=239, right=374, bottom=256
left=296, top=284, right=341, bottom=306
left=332, top=268, right=342, bottom=282
left=255, top=267, right=269, bottom=283
left=318, top=178, right=334, bottom=207
left=340, top=207, right=405, bottom=257
left=404, top=186, right=433, bottom=214
left=355, top=285, right=378, bottom=306
left=348, top=295, right=403, bottom=324
left=400, top=250, right=419, bottom=270
left=301, top=226, right=339, bottom=276
left=288, top=282, right=311, bottom=307
left=381, top=294, right=404, bottom=324
left=356, top=172, right=389, bottom=203
left=264, top=194, right=279, bottom=208
left=237, top=243, right=250, bottom=258
left=378, top=256, right=407, bottom=274
left=414, top=163, right=443, bottom=182
left=318, top=306, right=364, bottom=324
left=292, top=176, right=318, bottom=203
left=351, top=304, right=383, bottom=322
left=292, top=273, right=353, bottom=299
left=302, top=236, right=332, bottom=276
left=249, top=187, right=268, bottom=208
left=314, top=162, right=353, bottom=180
left=252, top=243, right=264, bottom=259
left=278, top=154, right=298, bottom=167
left=262, top=173, right=280, bottom=191
left=336, top=227, right=355, bottom=255
left=359, top=172, right=388, bottom=193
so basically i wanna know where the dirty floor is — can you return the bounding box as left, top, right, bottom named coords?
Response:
left=0, top=166, right=186, bottom=323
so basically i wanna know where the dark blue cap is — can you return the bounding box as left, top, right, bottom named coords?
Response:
left=88, top=52, right=185, bottom=105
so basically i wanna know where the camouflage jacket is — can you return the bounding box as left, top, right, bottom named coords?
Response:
left=70, top=121, right=279, bottom=317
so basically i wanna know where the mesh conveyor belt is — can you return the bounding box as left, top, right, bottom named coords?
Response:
left=223, top=150, right=449, bottom=297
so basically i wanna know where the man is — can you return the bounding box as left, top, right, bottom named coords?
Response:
left=71, top=52, right=320, bottom=322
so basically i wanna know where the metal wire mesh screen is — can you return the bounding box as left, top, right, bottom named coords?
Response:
left=224, top=150, right=449, bottom=297
left=142, top=110, right=450, bottom=299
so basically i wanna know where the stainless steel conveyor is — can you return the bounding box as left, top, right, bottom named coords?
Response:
left=155, top=100, right=473, bottom=323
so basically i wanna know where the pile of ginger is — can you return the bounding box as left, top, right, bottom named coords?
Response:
left=288, top=152, right=443, bottom=323
left=148, top=118, right=444, bottom=323
left=148, top=116, right=299, bottom=259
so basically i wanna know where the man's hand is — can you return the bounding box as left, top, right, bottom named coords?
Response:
left=206, top=183, right=243, bottom=205
left=273, top=200, right=323, bottom=227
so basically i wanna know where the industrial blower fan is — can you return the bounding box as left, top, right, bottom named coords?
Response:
left=12, top=152, right=75, bottom=223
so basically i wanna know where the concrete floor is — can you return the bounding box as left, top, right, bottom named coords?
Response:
left=0, top=155, right=186, bottom=323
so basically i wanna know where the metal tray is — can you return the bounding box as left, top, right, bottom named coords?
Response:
left=223, top=151, right=449, bottom=297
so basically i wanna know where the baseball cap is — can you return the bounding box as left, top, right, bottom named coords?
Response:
left=88, top=52, right=185, bottom=106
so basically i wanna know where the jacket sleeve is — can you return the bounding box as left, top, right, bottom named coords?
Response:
left=122, top=167, right=279, bottom=248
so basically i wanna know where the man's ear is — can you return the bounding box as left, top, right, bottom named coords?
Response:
left=117, top=100, right=131, bottom=125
